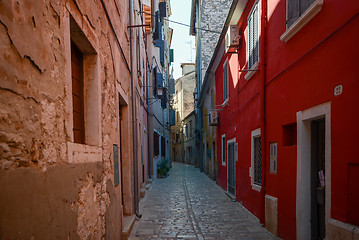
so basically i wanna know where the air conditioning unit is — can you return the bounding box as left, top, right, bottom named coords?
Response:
left=225, top=25, right=241, bottom=52
left=209, top=110, right=219, bottom=126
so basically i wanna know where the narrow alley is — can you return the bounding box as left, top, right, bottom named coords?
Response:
left=130, top=162, right=277, bottom=240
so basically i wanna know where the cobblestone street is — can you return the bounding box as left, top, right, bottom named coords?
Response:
left=129, top=162, right=279, bottom=240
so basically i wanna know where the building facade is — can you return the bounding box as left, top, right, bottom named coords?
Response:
left=204, top=0, right=359, bottom=239
left=0, top=0, right=172, bottom=239
left=171, top=63, right=196, bottom=164
left=190, top=0, right=231, bottom=173
left=145, top=0, right=173, bottom=179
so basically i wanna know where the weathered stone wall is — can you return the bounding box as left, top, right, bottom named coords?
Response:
left=200, top=0, right=231, bottom=82
left=0, top=0, right=132, bottom=239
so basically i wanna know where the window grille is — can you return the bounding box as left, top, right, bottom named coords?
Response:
left=254, top=136, right=262, bottom=185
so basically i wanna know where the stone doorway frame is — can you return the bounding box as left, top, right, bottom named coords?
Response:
left=296, top=102, right=331, bottom=240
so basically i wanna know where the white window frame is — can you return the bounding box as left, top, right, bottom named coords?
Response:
left=250, top=128, right=261, bottom=192
left=223, top=58, right=229, bottom=103
left=280, top=0, right=324, bottom=42
left=221, top=134, right=226, bottom=166
left=246, top=1, right=259, bottom=81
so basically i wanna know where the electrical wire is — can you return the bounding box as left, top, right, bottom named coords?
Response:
left=136, top=10, right=221, bottom=34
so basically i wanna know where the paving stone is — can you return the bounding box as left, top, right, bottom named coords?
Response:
left=129, top=162, right=279, bottom=240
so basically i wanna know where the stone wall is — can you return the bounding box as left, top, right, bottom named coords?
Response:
left=200, top=0, right=231, bottom=82
left=0, top=0, right=133, bottom=239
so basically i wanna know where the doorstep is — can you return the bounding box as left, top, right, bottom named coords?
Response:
left=121, top=214, right=136, bottom=240
left=225, top=191, right=237, bottom=201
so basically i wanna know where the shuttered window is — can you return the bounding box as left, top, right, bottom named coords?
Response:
left=223, top=59, right=228, bottom=101
left=71, top=42, right=85, bottom=144
left=248, top=2, right=259, bottom=69
left=286, top=0, right=315, bottom=28
left=154, top=132, right=159, bottom=157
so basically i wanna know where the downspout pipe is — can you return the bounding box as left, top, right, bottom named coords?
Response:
left=129, top=0, right=142, bottom=219
left=260, top=0, right=267, bottom=225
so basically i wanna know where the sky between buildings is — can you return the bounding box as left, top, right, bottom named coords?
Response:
left=169, top=0, right=195, bottom=79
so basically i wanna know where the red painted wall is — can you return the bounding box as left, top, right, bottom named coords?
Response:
left=266, top=0, right=359, bottom=238
left=215, top=0, right=359, bottom=239
left=216, top=0, right=264, bottom=220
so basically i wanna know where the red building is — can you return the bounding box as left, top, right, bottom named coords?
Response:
left=201, top=0, right=359, bottom=239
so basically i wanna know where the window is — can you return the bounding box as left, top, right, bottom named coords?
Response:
left=189, top=120, right=193, bottom=137
left=161, top=136, right=165, bottom=157
left=69, top=16, right=100, bottom=147
left=154, top=132, right=159, bottom=157
left=223, top=58, right=229, bottom=101
left=254, top=136, right=262, bottom=185
left=270, top=142, right=277, bottom=174
left=248, top=2, right=259, bottom=69
left=71, top=42, right=85, bottom=144
left=281, top=0, right=324, bottom=42
left=221, top=134, right=226, bottom=166
left=210, top=89, right=214, bottom=110
left=250, top=128, right=261, bottom=191
left=287, top=0, right=315, bottom=28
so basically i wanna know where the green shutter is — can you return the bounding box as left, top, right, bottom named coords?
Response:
left=170, top=49, right=174, bottom=63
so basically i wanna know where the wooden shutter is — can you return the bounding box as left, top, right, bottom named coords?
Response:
left=71, top=42, right=85, bottom=144
left=223, top=60, right=228, bottom=100
left=248, top=3, right=258, bottom=69
left=287, top=0, right=300, bottom=28
left=300, top=0, right=315, bottom=15
left=248, top=12, right=253, bottom=68
left=253, top=4, right=259, bottom=65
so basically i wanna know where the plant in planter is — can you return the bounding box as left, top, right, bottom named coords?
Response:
left=157, top=160, right=170, bottom=178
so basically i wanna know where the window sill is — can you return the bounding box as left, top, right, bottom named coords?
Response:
left=67, top=142, right=102, bottom=164
left=251, top=183, right=262, bottom=192
left=244, top=62, right=259, bottom=80
left=280, top=0, right=324, bottom=43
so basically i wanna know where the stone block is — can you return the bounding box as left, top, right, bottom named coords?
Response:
left=327, top=218, right=355, bottom=240
left=265, top=195, right=278, bottom=236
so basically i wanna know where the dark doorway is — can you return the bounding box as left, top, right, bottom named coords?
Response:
left=311, top=118, right=325, bottom=240
left=228, top=141, right=235, bottom=196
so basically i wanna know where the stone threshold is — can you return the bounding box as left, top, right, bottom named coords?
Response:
left=121, top=215, right=136, bottom=240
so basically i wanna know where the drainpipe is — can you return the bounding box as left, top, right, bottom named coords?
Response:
left=260, top=0, right=268, bottom=225
left=129, top=0, right=142, bottom=219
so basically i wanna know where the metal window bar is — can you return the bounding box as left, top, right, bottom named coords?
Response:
left=254, top=136, right=262, bottom=185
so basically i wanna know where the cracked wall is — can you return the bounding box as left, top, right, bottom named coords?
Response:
left=0, top=0, right=132, bottom=239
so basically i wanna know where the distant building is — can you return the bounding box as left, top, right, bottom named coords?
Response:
left=171, top=63, right=196, bottom=164
left=190, top=0, right=231, bottom=176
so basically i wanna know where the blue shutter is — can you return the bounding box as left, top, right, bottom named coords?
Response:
left=156, top=72, right=163, bottom=89
left=159, top=1, right=167, bottom=18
